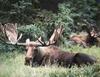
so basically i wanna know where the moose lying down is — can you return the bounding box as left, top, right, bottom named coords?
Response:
left=0, top=23, right=96, bottom=68
left=24, top=26, right=97, bottom=68
left=24, top=41, right=97, bottom=68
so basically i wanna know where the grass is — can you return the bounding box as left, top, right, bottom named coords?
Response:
left=0, top=46, right=100, bottom=77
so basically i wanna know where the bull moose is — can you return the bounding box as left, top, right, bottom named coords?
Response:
left=24, top=25, right=97, bottom=67
left=24, top=42, right=97, bottom=68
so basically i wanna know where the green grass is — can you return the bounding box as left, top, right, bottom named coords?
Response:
left=0, top=46, right=100, bottom=77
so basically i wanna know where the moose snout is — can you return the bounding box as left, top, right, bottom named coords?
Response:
left=24, top=57, right=32, bottom=66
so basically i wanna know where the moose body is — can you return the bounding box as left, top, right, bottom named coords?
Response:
left=25, top=44, right=97, bottom=68
left=31, top=45, right=62, bottom=66
left=72, top=53, right=97, bottom=67
left=56, top=51, right=76, bottom=67
left=53, top=51, right=96, bottom=67
left=70, top=34, right=87, bottom=47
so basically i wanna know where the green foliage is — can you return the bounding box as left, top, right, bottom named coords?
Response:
left=57, top=0, right=98, bottom=32
left=32, top=0, right=99, bottom=38
left=55, top=3, right=76, bottom=36
left=0, top=0, right=99, bottom=25
left=18, top=24, right=46, bottom=41
left=32, top=3, right=77, bottom=39
left=0, top=0, right=34, bottom=24
left=33, top=10, right=56, bottom=39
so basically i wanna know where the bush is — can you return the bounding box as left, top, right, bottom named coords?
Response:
left=18, top=24, right=46, bottom=42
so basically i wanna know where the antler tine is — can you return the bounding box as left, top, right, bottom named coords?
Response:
left=47, top=25, right=64, bottom=46
left=47, top=27, right=58, bottom=45
left=60, top=25, right=64, bottom=36
left=40, top=36, right=47, bottom=46
left=0, top=23, right=4, bottom=33
left=35, top=35, right=46, bottom=46
left=55, top=25, right=64, bottom=36
left=17, top=33, right=23, bottom=42
left=0, top=23, right=6, bottom=43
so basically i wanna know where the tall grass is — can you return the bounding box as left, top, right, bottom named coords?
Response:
left=0, top=46, right=100, bottom=77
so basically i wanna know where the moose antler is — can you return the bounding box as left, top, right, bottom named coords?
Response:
left=0, top=23, right=8, bottom=42
left=47, top=26, right=64, bottom=45
left=4, top=23, right=22, bottom=44
left=25, top=26, right=64, bottom=47
left=0, top=23, right=4, bottom=33
left=34, top=35, right=46, bottom=46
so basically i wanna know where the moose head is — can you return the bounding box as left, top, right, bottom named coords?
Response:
left=24, top=26, right=64, bottom=66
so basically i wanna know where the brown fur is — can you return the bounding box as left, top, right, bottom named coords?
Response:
left=25, top=45, right=96, bottom=67
left=70, top=32, right=99, bottom=47
left=73, top=53, right=97, bottom=67
left=31, top=45, right=61, bottom=66
left=70, top=35, right=87, bottom=47
left=57, top=52, right=75, bottom=67
left=43, top=51, right=96, bottom=68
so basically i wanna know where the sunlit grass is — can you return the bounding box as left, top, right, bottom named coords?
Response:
left=0, top=46, right=100, bottom=77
